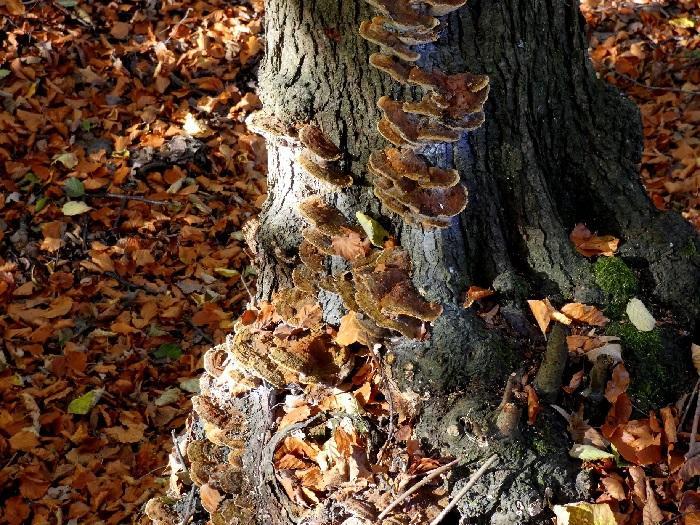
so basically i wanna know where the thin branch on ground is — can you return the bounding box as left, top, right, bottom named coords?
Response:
left=95, top=193, right=171, bottom=206
left=611, top=71, right=700, bottom=96
left=429, top=454, right=499, bottom=525
left=377, top=459, right=459, bottom=520
left=686, top=390, right=700, bottom=459
left=678, top=378, right=700, bottom=433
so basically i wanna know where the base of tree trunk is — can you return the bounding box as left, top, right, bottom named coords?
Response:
left=146, top=0, right=699, bottom=523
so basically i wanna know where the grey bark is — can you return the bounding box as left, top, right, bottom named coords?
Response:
left=240, top=0, right=700, bottom=523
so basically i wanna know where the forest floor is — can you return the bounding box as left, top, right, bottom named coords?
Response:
left=0, top=0, right=697, bottom=524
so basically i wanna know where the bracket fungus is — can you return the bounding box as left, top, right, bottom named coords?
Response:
left=359, top=19, right=421, bottom=62
left=298, top=123, right=342, bottom=161
left=369, top=53, right=410, bottom=84
left=378, top=96, right=461, bottom=145
left=298, top=150, right=353, bottom=189
left=364, top=0, right=440, bottom=31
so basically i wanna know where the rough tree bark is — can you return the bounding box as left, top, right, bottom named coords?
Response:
left=147, top=0, right=700, bottom=524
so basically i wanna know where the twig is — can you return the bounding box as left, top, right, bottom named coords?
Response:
left=611, top=71, right=700, bottom=96
left=377, top=459, right=459, bottom=520
left=95, top=193, right=171, bottom=206
left=429, top=454, right=499, bottom=525
left=240, top=277, right=256, bottom=308
left=170, top=430, right=196, bottom=525
left=180, top=485, right=197, bottom=525
left=49, top=0, right=93, bottom=28
left=678, top=378, right=700, bottom=432
left=685, top=391, right=700, bottom=459
left=171, top=430, right=189, bottom=474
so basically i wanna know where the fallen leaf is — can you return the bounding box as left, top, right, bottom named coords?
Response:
left=642, top=480, right=663, bottom=525
left=560, top=302, right=609, bottom=327
left=553, top=502, right=618, bottom=525
left=570, top=224, right=619, bottom=257
left=53, top=152, right=79, bottom=169
left=691, top=343, right=700, bottom=375
left=330, top=228, right=371, bottom=260
left=67, top=389, right=102, bottom=415
left=563, top=370, right=585, bottom=394
left=335, top=311, right=363, bottom=346
left=200, top=483, right=223, bottom=514
left=605, top=363, right=630, bottom=404
left=525, top=385, right=540, bottom=425
left=62, top=201, right=92, bottom=216
left=669, top=17, right=695, bottom=28
left=569, top=444, right=614, bottom=461
left=601, top=476, right=625, bottom=501
left=626, top=298, right=655, bottom=332
left=463, top=286, right=495, bottom=308
left=356, top=212, right=390, bottom=247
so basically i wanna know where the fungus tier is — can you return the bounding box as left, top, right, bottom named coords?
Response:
left=360, top=0, right=489, bottom=228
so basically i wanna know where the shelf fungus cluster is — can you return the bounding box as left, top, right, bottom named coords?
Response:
left=247, top=112, right=352, bottom=190
left=295, top=196, right=442, bottom=340
left=360, top=0, right=489, bottom=228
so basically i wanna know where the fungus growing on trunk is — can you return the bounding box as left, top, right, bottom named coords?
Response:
left=359, top=19, right=420, bottom=62
left=364, top=0, right=440, bottom=31
left=369, top=53, right=410, bottom=84
left=298, top=124, right=342, bottom=161
left=298, top=150, right=353, bottom=189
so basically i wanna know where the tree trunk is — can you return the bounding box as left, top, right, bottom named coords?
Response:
left=146, top=0, right=700, bottom=524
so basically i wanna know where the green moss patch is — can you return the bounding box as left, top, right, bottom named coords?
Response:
left=594, top=257, right=637, bottom=317
left=606, top=322, right=690, bottom=411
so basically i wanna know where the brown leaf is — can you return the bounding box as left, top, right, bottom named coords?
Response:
left=560, top=302, right=609, bottom=327
left=524, top=385, right=540, bottom=425
left=527, top=299, right=553, bottom=335
left=463, top=286, right=495, bottom=308
left=570, top=223, right=619, bottom=257
left=199, top=483, right=223, bottom=514
left=601, top=476, right=626, bottom=501
left=680, top=455, right=700, bottom=481
left=335, top=311, right=363, bottom=346
left=605, top=363, right=630, bottom=404
left=642, top=480, right=663, bottom=525
left=659, top=406, right=677, bottom=443
left=563, top=369, right=585, bottom=394
left=330, top=228, right=371, bottom=260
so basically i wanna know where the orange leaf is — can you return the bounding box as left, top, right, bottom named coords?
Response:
left=569, top=223, right=619, bottom=257
left=601, top=476, right=626, bottom=501
left=659, top=406, right=677, bottom=443
left=560, top=302, right=609, bottom=327
left=527, top=299, right=553, bottom=335
left=330, top=228, right=371, bottom=260
left=199, top=483, right=223, bottom=514
left=524, top=385, right=540, bottom=425
left=335, top=311, right=363, bottom=346
left=563, top=369, right=585, bottom=394
left=463, top=286, right=495, bottom=308
left=605, top=363, right=630, bottom=404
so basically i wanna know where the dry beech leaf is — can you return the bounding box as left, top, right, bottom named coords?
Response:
left=605, top=363, right=630, bottom=404
left=463, top=285, right=495, bottom=308
left=335, top=311, right=363, bottom=346
left=601, top=476, right=626, bottom=501
left=553, top=502, right=618, bottom=525
left=691, top=343, right=700, bottom=375
left=200, top=483, right=223, bottom=514
left=563, top=369, right=585, bottom=394
left=524, top=385, right=540, bottom=425
left=330, top=228, right=371, bottom=260
left=569, top=223, right=619, bottom=257
left=642, top=480, right=663, bottom=525
left=527, top=299, right=553, bottom=334
left=560, top=302, right=609, bottom=327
